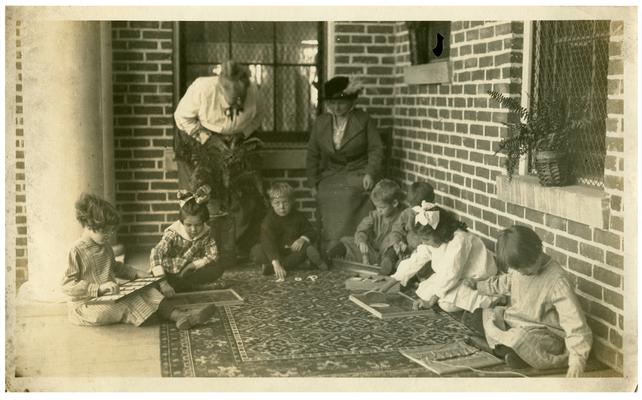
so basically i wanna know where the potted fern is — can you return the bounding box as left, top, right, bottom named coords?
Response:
left=488, top=90, right=589, bottom=186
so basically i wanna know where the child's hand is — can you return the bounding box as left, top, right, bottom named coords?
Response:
left=358, top=241, right=369, bottom=255
left=362, top=174, right=374, bottom=190
left=462, top=278, right=477, bottom=289
left=99, top=281, right=119, bottom=296
left=197, top=129, right=211, bottom=145
left=393, top=241, right=408, bottom=255
left=179, top=263, right=197, bottom=278
left=273, top=261, right=287, bottom=281
left=135, top=270, right=152, bottom=279
left=180, top=262, right=198, bottom=277
left=413, top=295, right=438, bottom=310
left=290, top=237, right=306, bottom=252
left=159, top=280, right=176, bottom=298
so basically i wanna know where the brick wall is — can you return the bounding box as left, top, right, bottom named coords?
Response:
left=368, top=20, right=623, bottom=371
left=333, top=22, right=397, bottom=169
left=15, top=20, right=626, bottom=371
left=14, top=19, right=28, bottom=287
left=112, top=21, right=177, bottom=249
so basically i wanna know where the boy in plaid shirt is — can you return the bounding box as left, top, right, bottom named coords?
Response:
left=150, top=185, right=226, bottom=295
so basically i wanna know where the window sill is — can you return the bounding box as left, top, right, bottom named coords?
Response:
left=260, top=148, right=307, bottom=170
left=165, top=147, right=307, bottom=172
left=403, top=61, right=451, bottom=85
left=496, top=175, right=609, bottom=228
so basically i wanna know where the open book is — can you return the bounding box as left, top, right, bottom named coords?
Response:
left=400, top=340, right=504, bottom=375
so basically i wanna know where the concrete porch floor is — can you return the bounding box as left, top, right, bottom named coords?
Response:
left=10, top=251, right=621, bottom=380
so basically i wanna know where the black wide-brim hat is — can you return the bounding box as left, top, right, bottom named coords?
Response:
left=322, top=76, right=360, bottom=100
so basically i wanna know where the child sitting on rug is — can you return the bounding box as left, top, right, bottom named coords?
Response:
left=250, top=182, right=328, bottom=281
left=389, top=202, right=498, bottom=313
left=462, top=225, right=593, bottom=377
left=326, top=179, right=404, bottom=269
left=379, top=181, right=435, bottom=275
left=63, top=193, right=216, bottom=330
left=150, top=186, right=225, bottom=296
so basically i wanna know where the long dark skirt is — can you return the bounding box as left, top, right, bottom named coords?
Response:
left=316, top=171, right=372, bottom=250
left=176, top=134, right=265, bottom=259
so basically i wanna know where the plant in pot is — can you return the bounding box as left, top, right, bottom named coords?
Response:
left=488, top=90, right=589, bottom=186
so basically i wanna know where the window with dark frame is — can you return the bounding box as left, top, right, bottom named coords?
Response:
left=531, top=20, right=609, bottom=187
left=178, top=22, right=324, bottom=144
left=407, top=21, right=451, bottom=65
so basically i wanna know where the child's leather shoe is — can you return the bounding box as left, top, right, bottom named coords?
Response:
left=175, top=304, right=217, bottom=330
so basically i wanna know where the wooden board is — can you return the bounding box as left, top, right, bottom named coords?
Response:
left=348, top=291, right=436, bottom=319
left=168, top=288, right=244, bottom=308
left=86, top=276, right=165, bottom=304
left=399, top=341, right=504, bottom=375
left=332, top=258, right=381, bottom=276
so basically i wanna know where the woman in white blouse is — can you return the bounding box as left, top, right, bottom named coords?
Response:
left=174, top=61, right=265, bottom=259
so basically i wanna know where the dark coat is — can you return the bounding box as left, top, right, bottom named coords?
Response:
left=305, top=109, right=384, bottom=188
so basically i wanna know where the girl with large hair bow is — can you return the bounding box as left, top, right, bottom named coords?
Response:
left=149, top=185, right=226, bottom=296
left=389, top=202, right=499, bottom=314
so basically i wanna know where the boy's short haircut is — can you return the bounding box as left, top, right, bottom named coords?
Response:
left=179, top=200, right=210, bottom=223
left=408, top=181, right=435, bottom=205
left=370, top=179, right=403, bottom=204
left=496, top=225, right=543, bottom=272
left=75, top=192, right=120, bottom=232
left=267, top=182, right=295, bottom=201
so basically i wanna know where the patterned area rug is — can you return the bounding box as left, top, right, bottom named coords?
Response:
left=160, top=267, right=482, bottom=377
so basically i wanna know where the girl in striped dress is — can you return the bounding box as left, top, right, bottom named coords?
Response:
left=62, top=193, right=215, bottom=330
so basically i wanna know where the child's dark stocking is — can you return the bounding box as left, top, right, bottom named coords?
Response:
left=325, top=242, right=347, bottom=260
left=157, top=299, right=178, bottom=321
left=157, top=299, right=217, bottom=330
left=379, top=247, right=399, bottom=275
left=306, top=245, right=328, bottom=270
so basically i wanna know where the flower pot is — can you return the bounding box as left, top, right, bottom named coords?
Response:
left=534, top=151, right=572, bottom=186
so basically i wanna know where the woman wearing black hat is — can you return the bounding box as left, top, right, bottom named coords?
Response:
left=306, top=76, right=384, bottom=253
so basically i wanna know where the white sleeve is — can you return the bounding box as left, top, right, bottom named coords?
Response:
left=417, top=232, right=472, bottom=299
left=174, top=78, right=205, bottom=136
left=391, top=245, right=432, bottom=286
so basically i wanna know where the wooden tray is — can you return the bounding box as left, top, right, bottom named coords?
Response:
left=168, top=288, right=244, bottom=308
left=349, top=291, right=436, bottom=319
left=86, top=276, right=165, bottom=304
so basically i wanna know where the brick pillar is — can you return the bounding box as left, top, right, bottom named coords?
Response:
left=19, top=21, right=113, bottom=302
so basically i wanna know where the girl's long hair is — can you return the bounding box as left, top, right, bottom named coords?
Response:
left=413, top=207, right=467, bottom=246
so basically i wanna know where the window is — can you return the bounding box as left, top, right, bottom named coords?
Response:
left=407, top=21, right=451, bottom=65
left=404, top=21, right=452, bottom=85
left=531, top=21, right=609, bottom=187
left=179, top=22, right=324, bottom=143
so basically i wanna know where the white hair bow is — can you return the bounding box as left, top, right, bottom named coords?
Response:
left=412, top=200, right=440, bottom=230
left=177, top=185, right=212, bottom=208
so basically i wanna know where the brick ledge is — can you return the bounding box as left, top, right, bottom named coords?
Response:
left=496, top=175, right=609, bottom=228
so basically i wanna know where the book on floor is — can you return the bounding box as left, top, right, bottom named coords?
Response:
left=169, top=288, right=244, bottom=307
left=86, top=276, right=165, bottom=304
left=399, top=341, right=504, bottom=375
left=349, top=291, right=436, bottom=319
